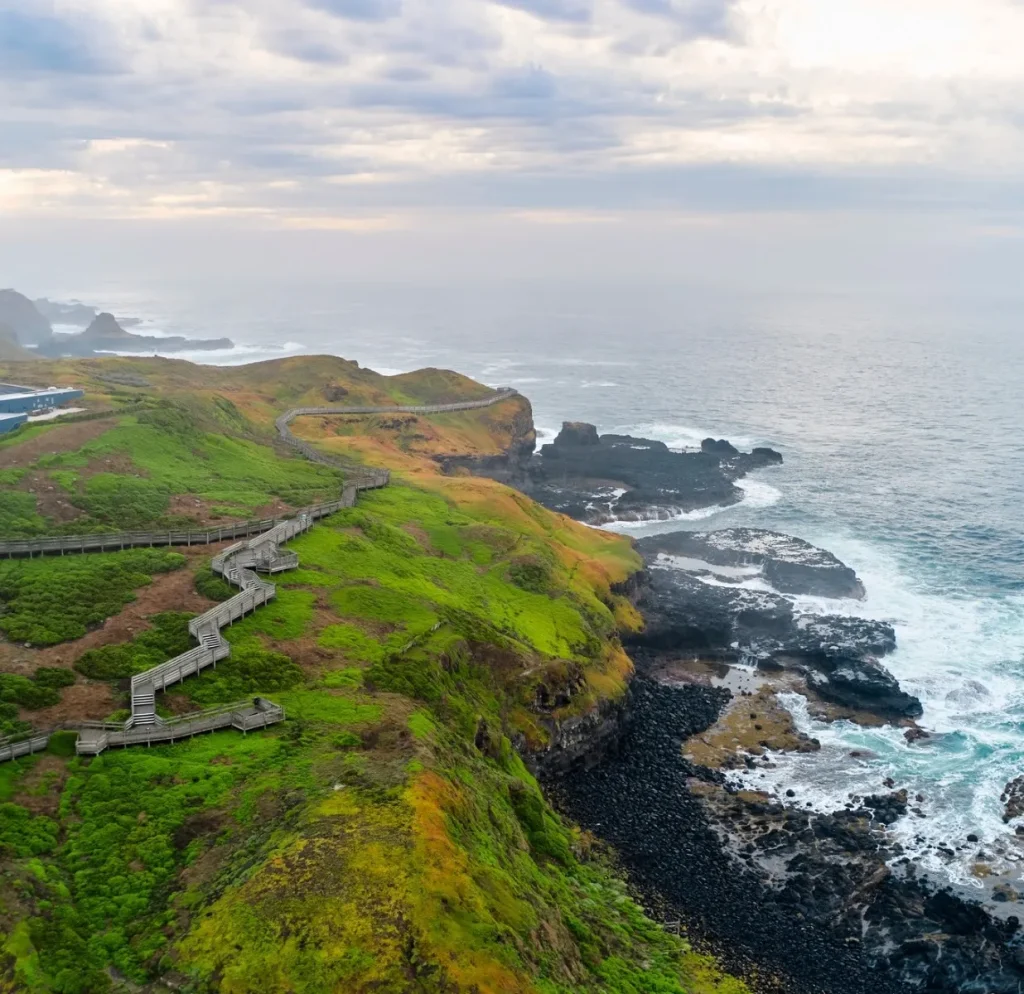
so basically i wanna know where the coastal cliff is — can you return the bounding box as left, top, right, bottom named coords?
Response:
left=0, top=356, right=747, bottom=994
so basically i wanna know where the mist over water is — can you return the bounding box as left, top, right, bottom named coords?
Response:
left=49, top=276, right=1024, bottom=885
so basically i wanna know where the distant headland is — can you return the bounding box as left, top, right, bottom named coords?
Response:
left=0, top=289, right=233, bottom=358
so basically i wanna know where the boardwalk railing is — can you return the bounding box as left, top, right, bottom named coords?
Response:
left=0, top=387, right=518, bottom=760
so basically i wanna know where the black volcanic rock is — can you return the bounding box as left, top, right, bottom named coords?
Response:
left=486, top=422, right=783, bottom=525
left=82, top=312, right=132, bottom=340
left=0, top=289, right=52, bottom=346
left=626, top=531, right=920, bottom=721
left=552, top=421, right=600, bottom=447
left=551, top=676, right=1023, bottom=994
left=638, top=528, right=866, bottom=599
left=701, top=437, right=739, bottom=457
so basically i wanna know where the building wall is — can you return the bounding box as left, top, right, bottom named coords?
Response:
left=0, top=388, right=84, bottom=414
left=0, top=413, right=28, bottom=434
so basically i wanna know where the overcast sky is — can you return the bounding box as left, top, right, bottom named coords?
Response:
left=3, top=0, right=1024, bottom=288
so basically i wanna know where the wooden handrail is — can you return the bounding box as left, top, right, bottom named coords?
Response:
left=1, top=388, right=517, bottom=760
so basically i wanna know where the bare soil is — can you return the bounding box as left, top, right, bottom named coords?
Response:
left=10, top=754, right=69, bottom=816
left=0, top=420, right=111, bottom=470
left=18, top=470, right=86, bottom=525
left=0, top=546, right=232, bottom=724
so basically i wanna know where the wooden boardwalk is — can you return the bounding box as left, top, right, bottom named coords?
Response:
left=0, top=389, right=517, bottom=761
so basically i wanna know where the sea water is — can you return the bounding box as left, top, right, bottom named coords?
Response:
left=43, top=277, right=1024, bottom=886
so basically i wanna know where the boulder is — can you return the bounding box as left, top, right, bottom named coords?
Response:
left=552, top=421, right=600, bottom=447
left=702, top=437, right=740, bottom=457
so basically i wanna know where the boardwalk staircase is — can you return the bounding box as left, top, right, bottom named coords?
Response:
left=0, top=389, right=516, bottom=762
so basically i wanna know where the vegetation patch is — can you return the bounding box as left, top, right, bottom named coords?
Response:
left=0, top=548, right=185, bottom=645
left=193, top=565, right=234, bottom=602
left=74, top=612, right=195, bottom=680
left=0, top=358, right=745, bottom=994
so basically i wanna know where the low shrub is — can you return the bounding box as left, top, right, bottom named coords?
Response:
left=75, top=613, right=195, bottom=680
left=0, top=674, right=60, bottom=710
left=194, top=566, right=234, bottom=602
left=32, top=667, right=76, bottom=690
left=507, top=556, right=553, bottom=594
left=0, top=549, right=185, bottom=646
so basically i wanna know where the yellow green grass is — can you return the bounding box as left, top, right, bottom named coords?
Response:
left=0, top=356, right=747, bottom=994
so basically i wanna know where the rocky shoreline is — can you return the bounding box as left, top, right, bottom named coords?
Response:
left=502, top=422, right=1024, bottom=991
left=546, top=673, right=1024, bottom=994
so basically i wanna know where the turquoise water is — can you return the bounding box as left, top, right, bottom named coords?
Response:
left=53, top=278, right=1024, bottom=884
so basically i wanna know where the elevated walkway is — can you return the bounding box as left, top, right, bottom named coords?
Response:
left=0, top=389, right=517, bottom=761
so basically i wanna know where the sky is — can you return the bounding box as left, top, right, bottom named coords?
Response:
left=3, top=0, right=1024, bottom=289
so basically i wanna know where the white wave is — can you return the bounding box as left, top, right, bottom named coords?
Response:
left=611, top=420, right=762, bottom=452
left=735, top=477, right=783, bottom=510
left=602, top=502, right=734, bottom=532
left=726, top=533, right=1024, bottom=889
left=97, top=341, right=307, bottom=366
left=581, top=380, right=620, bottom=389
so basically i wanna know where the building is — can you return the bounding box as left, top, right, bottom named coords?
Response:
left=0, top=385, right=84, bottom=415
left=0, top=413, right=28, bottom=435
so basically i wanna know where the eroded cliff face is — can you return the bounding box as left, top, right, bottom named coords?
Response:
left=434, top=394, right=537, bottom=477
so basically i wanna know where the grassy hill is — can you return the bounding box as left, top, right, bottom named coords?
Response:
left=0, top=356, right=747, bottom=994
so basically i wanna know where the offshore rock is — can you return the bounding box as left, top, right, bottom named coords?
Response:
left=43, top=312, right=233, bottom=356
left=639, top=528, right=866, bottom=599
left=478, top=422, right=783, bottom=525
left=627, top=530, right=920, bottom=721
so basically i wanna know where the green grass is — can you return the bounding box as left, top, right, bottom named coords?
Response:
left=285, top=485, right=612, bottom=665
left=75, top=408, right=345, bottom=515
left=0, top=373, right=745, bottom=994
left=0, top=549, right=185, bottom=646
left=0, top=401, right=347, bottom=535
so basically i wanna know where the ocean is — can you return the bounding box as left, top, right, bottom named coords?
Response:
left=49, top=277, right=1024, bottom=888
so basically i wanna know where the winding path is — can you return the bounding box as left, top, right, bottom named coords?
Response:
left=0, top=389, right=518, bottom=762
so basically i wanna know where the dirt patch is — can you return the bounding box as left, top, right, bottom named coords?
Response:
left=402, top=523, right=432, bottom=551
left=11, top=754, right=69, bottom=817
left=17, top=470, right=86, bottom=525
left=19, top=681, right=118, bottom=726
left=0, top=420, right=111, bottom=470
left=79, top=453, right=140, bottom=479
left=251, top=498, right=294, bottom=519
left=0, top=544, right=231, bottom=679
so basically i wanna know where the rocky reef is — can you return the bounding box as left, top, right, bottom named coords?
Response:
left=550, top=675, right=1024, bottom=994
left=464, top=420, right=782, bottom=524
left=0, top=292, right=233, bottom=357
left=628, top=528, right=921, bottom=721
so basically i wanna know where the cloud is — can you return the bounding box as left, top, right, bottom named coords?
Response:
left=4, top=0, right=1024, bottom=230
left=620, top=0, right=736, bottom=38
left=0, top=9, right=112, bottom=74
left=491, top=0, right=593, bottom=24
left=305, top=0, right=403, bottom=21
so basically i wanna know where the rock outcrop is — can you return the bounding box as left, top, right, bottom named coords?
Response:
left=627, top=529, right=921, bottom=721
left=470, top=421, right=783, bottom=525
left=43, top=312, right=233, bottom=356
left=0, top=289, right=52, bottom=346
left=0, top=324, right=36, bottom=361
